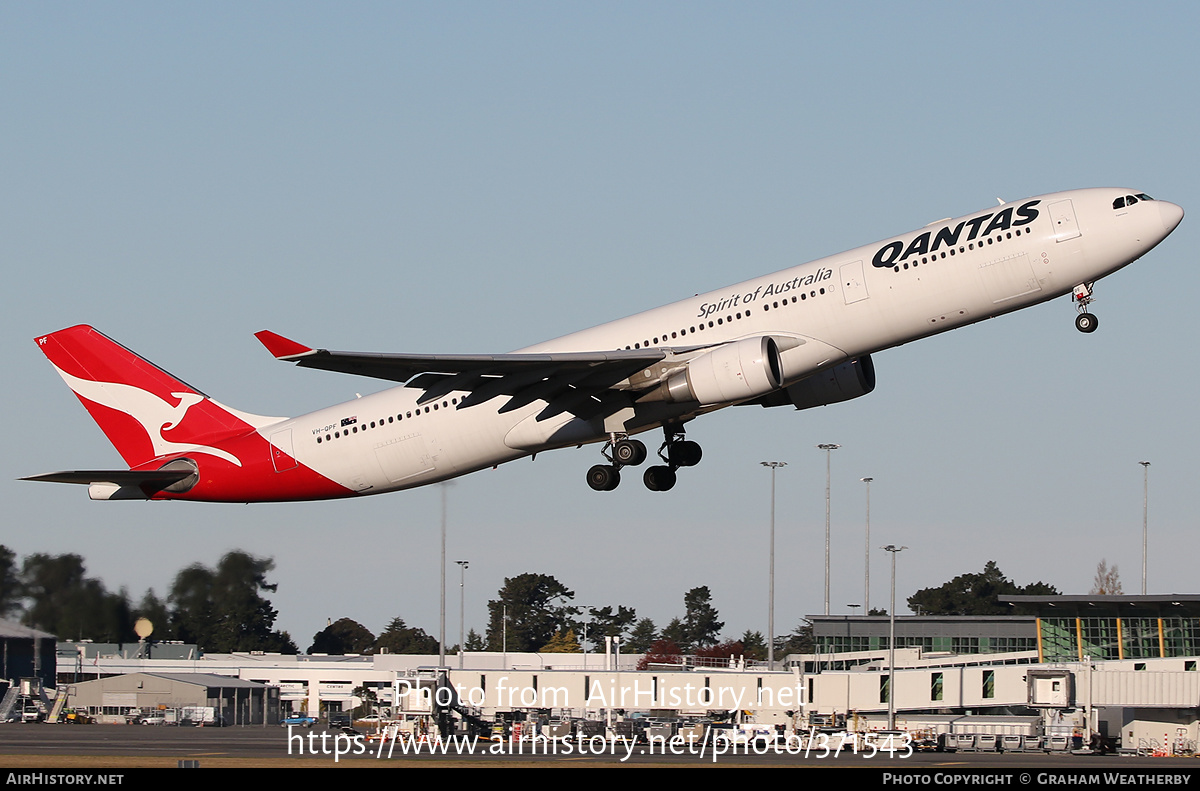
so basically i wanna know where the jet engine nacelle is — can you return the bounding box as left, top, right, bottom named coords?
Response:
left=659, top=336, right=783, bottom=405
left=755, top=354, right=876, bottom=410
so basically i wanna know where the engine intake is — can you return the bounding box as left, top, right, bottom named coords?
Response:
left=655, top=336, right=783, bottom=405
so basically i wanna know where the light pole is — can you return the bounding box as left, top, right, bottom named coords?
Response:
left=439, top=483, right=448, bottom=667
left=762, top=461, right=787, bottom=668
left=882, top=544, right=907, bottom=730
left=455, top=560, right=469, bottom=670
left=861, top=477, right=873, bottom=613
left=845, top=604, right=860, bottom=719
left=1139, top=461, right=1150, bottom=595
left=817, top=444, right=840, bottom=616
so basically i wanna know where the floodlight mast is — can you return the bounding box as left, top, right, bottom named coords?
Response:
left=882, top=544, right=907, bottom=730
left=861, top=477, right=873, bottom=613
left=761, top=461, right=787, bottom=667
left=1139, top=461, right=1150, bottom=595
left=817, top=444, right=840, bottom=616
left=455, top=560, right=469, bottom=669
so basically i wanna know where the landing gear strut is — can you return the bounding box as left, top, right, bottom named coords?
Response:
left=1073, top=282, right=1099, bottom=333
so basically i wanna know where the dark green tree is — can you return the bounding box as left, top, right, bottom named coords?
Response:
left=168, top=551, right=297, bottom=653
left=464, top=628, right=485, bottom=651
left=739, top=630, right=767, bottom=661
left=682, top=586, right=723, bottom=649
left=485, top=573, right=576, bottom=652
left=132, top=589, right=173, bottom=641
left=309, top=618, right=376, bottom=654
left=0, top=545, right=22, bottom=619
left=661, top=617, right=689, bottom=651
left=776, top=621, right=814, bottom=656
left=168, top=563, right=216, bottom=645
left=374, top=617, right=439, bottom=654
left=907, top=561, right=1059, bottom=616
left=20, top=553, right=133, bottom=641
left=581, top=605, right=637, bottom=651
left=626, top=618, right=658, bottom=654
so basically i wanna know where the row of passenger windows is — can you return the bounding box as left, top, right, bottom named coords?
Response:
left=622, top=287, right=832, bottom=350
left=891, top=227, right=1029, bottom=273
left=317, top=282, right=842, bottom=440
left=316, top=397, right=460, bottom=444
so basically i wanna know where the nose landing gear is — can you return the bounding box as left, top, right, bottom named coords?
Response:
left=1073, top=283, right=1099, bottom=333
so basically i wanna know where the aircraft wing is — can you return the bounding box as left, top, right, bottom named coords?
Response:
left=255, top=330, right=681, bottom=420
left=254, top=330, right=667, bottom=382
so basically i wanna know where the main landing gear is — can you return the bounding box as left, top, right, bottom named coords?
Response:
left=586, top=426, right=702, bottom=492
left=1073, top=282, right=1099, bottom=333
left=585, top=436, right=645, bottom=492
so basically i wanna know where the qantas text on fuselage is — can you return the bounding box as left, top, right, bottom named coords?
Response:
left=24, top=188, right=1183, bottom=501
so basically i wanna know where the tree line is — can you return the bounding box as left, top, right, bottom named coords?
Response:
left=5, top=543, right=1088, bottom=658
left=1, top=544, right=297, bottom=652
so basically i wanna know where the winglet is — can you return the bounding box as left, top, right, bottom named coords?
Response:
left=255, top=330, right=316, bottom=360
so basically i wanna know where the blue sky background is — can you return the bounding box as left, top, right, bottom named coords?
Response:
left=3, top=2, right=1198, bottom=648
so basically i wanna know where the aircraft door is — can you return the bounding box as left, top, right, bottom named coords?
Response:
left=839, top=260, right=869, bottom=304
left=1048, top=200, right=1082, bottom=242
left=270, top=429, right=298, bottom=472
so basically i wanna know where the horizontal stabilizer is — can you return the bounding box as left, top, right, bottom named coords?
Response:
left=21, top=468, right=197, bottom=500
left=21, top=469, right=193, bottom=486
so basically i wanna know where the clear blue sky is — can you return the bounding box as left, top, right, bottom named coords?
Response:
left=4, top=2, right=1198, bottom=647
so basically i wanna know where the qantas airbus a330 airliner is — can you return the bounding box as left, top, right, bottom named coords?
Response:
left=25, top=188, right=1183, bottom=501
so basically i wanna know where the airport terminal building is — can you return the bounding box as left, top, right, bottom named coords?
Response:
left=29, top=595, right=1200, bottom=752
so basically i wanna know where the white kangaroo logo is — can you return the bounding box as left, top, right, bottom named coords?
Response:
left=52, top=364, right=244, bottom=467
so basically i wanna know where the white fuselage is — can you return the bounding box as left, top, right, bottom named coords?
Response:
left=267, top=188, right=1181, bottom=495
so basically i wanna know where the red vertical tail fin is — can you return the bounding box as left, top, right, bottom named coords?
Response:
left=35, top=325, right=281, bottom=468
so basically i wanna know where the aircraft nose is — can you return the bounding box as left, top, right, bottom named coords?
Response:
left=1159, top=201, right=1184, bottom=235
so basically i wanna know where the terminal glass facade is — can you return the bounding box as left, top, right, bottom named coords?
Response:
left=1164, top=618, right=1200, bottom=657
left=1026, top=600, right=1200, bottom=662
left=1041, top=615, right=1200, bottom=661
left=810, top=616, right=1037, bottom=662
left=813, top=633, right=1036, bottom=655
left=809, top=600, right=1200, bottom=667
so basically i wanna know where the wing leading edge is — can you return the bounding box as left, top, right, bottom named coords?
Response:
left=254, top=330, right=683, bottom=420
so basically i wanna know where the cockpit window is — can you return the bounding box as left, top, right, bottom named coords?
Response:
left=1114, top=193, right=1156, bottom=210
